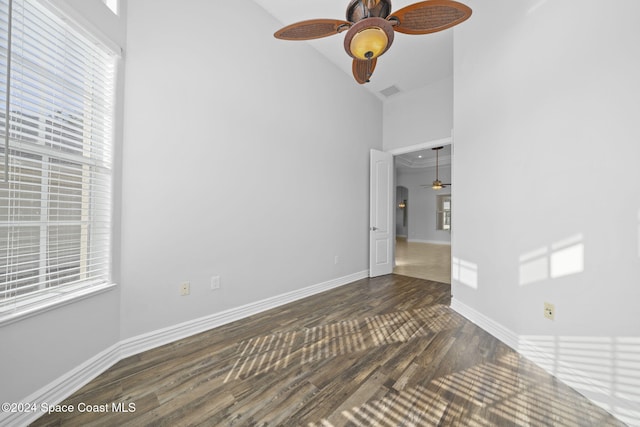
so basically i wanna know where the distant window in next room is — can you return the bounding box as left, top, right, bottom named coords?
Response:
left=436, top=194, right=451, bottom=231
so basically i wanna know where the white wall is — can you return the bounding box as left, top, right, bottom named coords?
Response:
left=383, top=76, right=453, bottom=152
left=0, top=291, right=120, bottom=403
left=0, top=0, right=125, bottom=405
left=120, top=0, right=382, bottom=339
left=396, top=165, right=451, bottom=244
left=452, top=0, right=640, bottom=423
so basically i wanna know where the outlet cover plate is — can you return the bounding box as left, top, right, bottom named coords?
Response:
left=544, top=302, right=555, bottom=320
left=180, top=282, right=190, bottom=296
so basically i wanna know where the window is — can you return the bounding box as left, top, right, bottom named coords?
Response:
left=436, top=194, right=451, bottom=231
left=0, top=0, right=116, bottom=319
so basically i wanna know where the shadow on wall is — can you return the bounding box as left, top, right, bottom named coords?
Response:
left=519, top=335, right=640, bottom=426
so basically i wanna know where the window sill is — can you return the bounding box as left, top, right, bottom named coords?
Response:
left=0, top=283, right=118, bottom=327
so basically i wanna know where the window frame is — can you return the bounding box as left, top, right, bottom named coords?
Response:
left=0, top=0, right=119, bottom=324
left=436, top=194, right=451, bottom=231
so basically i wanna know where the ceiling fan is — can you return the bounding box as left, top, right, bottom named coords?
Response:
left=420, top=146, right=450, bottom=190
left=273, top=0, right=472, bottom=84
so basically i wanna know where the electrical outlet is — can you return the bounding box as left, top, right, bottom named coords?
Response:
left=334, top=255, right=339, bottom=265
left=544, top=302, right=555, bottom=320
left=211, top=276, right=220, bottom=290
left=180, top=282, right=190, bottom=296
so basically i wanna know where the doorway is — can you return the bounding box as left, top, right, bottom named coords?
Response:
left=392, top=143, right=452, bottom=284
left=393, top=239, right=451, bottom=283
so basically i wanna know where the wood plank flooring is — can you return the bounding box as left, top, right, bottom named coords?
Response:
left=31, top=275, right=623, bottom=426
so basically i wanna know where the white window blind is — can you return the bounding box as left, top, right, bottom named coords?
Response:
left=0, top=0, right=115, bottom=318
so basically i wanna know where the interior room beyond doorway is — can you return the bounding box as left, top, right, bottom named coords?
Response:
left=394, top=144, right=452, bottom=284
left=394, top=238, right=451, bottom=283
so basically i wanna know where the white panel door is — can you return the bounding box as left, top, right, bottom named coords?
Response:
left=369, top=149, right=394, bottom=277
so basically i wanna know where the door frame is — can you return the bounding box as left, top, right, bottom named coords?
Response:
left=386, top=137, right=452, bottom=156
left=374, top=136, right=454, bottom=275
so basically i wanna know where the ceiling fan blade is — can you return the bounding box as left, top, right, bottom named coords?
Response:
left=274, top=19, right=351, bottom=40
left=352, top=58, right=377, bottom=84
left=388, top=0, right=472, bottom=35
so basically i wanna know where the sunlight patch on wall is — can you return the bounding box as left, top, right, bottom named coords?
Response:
left=517, top=335, right=556, bottom=372
left=557, top=336, right=614, bottom=393
left=518, top=335, right=640, bottom=426
left=452, top=257, right=478, bottom=289
left=550, top=234, right=584, bottom=279
left=519, top=247, right=549, bottom=286
left=613, top=336, right=640, bottom=421
left=519, top=233, right=584, bottom=286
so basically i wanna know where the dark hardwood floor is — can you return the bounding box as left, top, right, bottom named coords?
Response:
left=31, top=275, right=624, bottom=426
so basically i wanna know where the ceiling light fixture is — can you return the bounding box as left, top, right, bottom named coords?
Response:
left=344, top=17, right=394, bottom=60
left=343, top=17, right=394, bottom=82
left=431, top=146, right=450, bottom=190
left=274, top=0, right=472, bottom=84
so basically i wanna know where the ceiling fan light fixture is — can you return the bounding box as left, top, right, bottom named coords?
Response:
left=274, top=0, right=472, bottom=84
left=344, top=17, right=394, bottom=60
left=350, top=27, right=387, bottom=59
left=431, top=146, right=445, bottom=190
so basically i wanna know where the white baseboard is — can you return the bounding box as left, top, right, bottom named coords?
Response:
left=407, top=239, right=451, bottom=245
left=450, top=298, right=519, bottom=349
left=2, top=270, right=368, bottom=427
left=2, top=343, right=122, bottom=427
left=451, top=298, right=640, bottom=426
left=119, top=270, right=368, bottom=358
